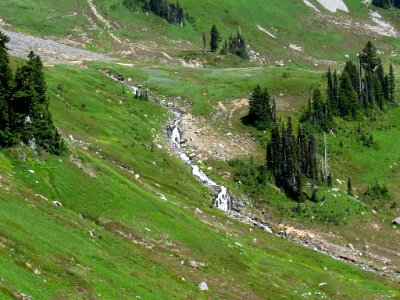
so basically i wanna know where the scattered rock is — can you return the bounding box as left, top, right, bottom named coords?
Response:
left=199, top=281, right=208, bottom=291
left=392, top=217, right=400, bottom=225
left=52, top=201, right=62, bottom=207
left=347, top=243, right=354, bottom=250
left=156, top=193, right=167, bottom=201
left=190, top=261, right=198, bottom=269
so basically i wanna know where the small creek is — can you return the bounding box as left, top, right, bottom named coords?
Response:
left=110, top=73, right=398, bottom=281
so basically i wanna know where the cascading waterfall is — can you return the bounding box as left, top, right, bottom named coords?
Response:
left=110, top=73, right=397, bottom=280
left=168, top=110, right=231, bottom=211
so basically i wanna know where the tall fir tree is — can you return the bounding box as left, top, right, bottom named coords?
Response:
left=247, top=85, right=275, bottom=130
left=388, top=63, right=396, bottom=102
left=343, top=60, right=360, bottom=96
left=0, top=31, right=12, bottom=146
left=339, top=72, right=360, bottom=119
left=210, top=24, right=220, bottom=52
left=361, top=41, right=379, bottom=74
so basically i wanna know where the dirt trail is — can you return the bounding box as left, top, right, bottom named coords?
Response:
left=87, top=0, right=113, bottom=29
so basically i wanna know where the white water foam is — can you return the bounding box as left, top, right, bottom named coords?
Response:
left=168, top=111, right=231, bottom=212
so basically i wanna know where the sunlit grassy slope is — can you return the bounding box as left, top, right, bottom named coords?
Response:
left=1, top=0, right=399, bottom=63
left=0, top=62, right=398, bottom=299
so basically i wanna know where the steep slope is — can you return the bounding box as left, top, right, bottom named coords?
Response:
left=0, top=60, right=398, bottom=299
left=0, top=0, right=400, bottom=298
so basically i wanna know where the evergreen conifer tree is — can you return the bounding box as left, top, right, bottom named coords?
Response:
left=347, top=177, right=353, bottom=196
left=0, top=31, right=12, bottom=146
left=343, top=60, right=360, bottom=95
left=388, top=63, right=396, bottom=102
left=210, top=25, right=220, bottom=52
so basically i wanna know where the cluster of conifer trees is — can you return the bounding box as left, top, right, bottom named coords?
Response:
left=123, top=0, right=193, bottom=26
left=220, top=29, right=248, bottom=59
left=266, top=119, right=318, bottom=201
left=372, top=0, right=400, bottom=8
left=205, top=25, right=248, bottom=59
left=245, top=41, right=396, bottom=201
left=302, top=41, right=395, bottom=131
left=0, top=32, right=64, bottom=154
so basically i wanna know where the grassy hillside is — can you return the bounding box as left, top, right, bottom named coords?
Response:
left=0, top=1, right=400, bottom=298
left=1, top=0, right=399, bottom=65
left=0, top=61, right=398, bottom=298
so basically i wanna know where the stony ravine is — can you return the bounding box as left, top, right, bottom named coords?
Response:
left=102, top=74, right=400, bottom=282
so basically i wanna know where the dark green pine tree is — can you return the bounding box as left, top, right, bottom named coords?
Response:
left=267, top=122, right=282, bottom=175
left=388, top=63, right=396, bottom=103
left=361, top=41, right=379, bottom=74
left=364, top=71, right=375, bottom=109
left=373, top=74, right=384, bottom=110
left=210, top=24, right=220, bottom=52
left=339, top=72, right=360, bottom=119
left=307, top=134, right=318, bottom=180
left=247, top=85, right=273, bottom=130
left=343, top=60, right=360, bottom=96
left=347, top=177, right=353, bottom=197
left=12, top=51, right=64, bottom=154
left=331, top=70, right=340, bottom=115
left=228, top=29, right=248, bottom=59
left=248, top=84, right=262, bottom=125
left=281, top=117, right=302, bottom=200
left=326, top=68, right=334, bottom=112
left=0, top=31, right=12, bottom=146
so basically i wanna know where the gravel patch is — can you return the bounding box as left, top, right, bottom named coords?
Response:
left=0, top=27, right=113, bottom=63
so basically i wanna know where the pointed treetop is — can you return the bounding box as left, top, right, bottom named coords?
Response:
left=0, top=31, right=10, bottom=52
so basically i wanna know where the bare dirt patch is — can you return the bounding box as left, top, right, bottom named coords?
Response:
left=181, top=99, right=257, bottom=162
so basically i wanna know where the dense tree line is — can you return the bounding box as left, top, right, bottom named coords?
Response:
left=266, top=119, right=318, bottom=201
left=0, top=31, right=64, bottom=154
left=246, top=85, right=276, bottom=130
left=372, top=0, right=400, bottom=8
left=123, top=0, right=194, bottom=26
left=302, top=41, right=396, bottom=130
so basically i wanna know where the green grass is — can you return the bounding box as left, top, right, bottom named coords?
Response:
left=91, top=62, right=324, bottom=115
left=0, top=1, right=400, bottom=297
left=0, top=62, right=398, bottom=298
left=1, top=0, right=399, bottom=64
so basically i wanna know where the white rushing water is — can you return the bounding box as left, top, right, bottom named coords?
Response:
left=168, top=111, right=231, bottom=211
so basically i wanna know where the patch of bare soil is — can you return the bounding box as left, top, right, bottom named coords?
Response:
left=181, top=99, right=257, bottom=162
